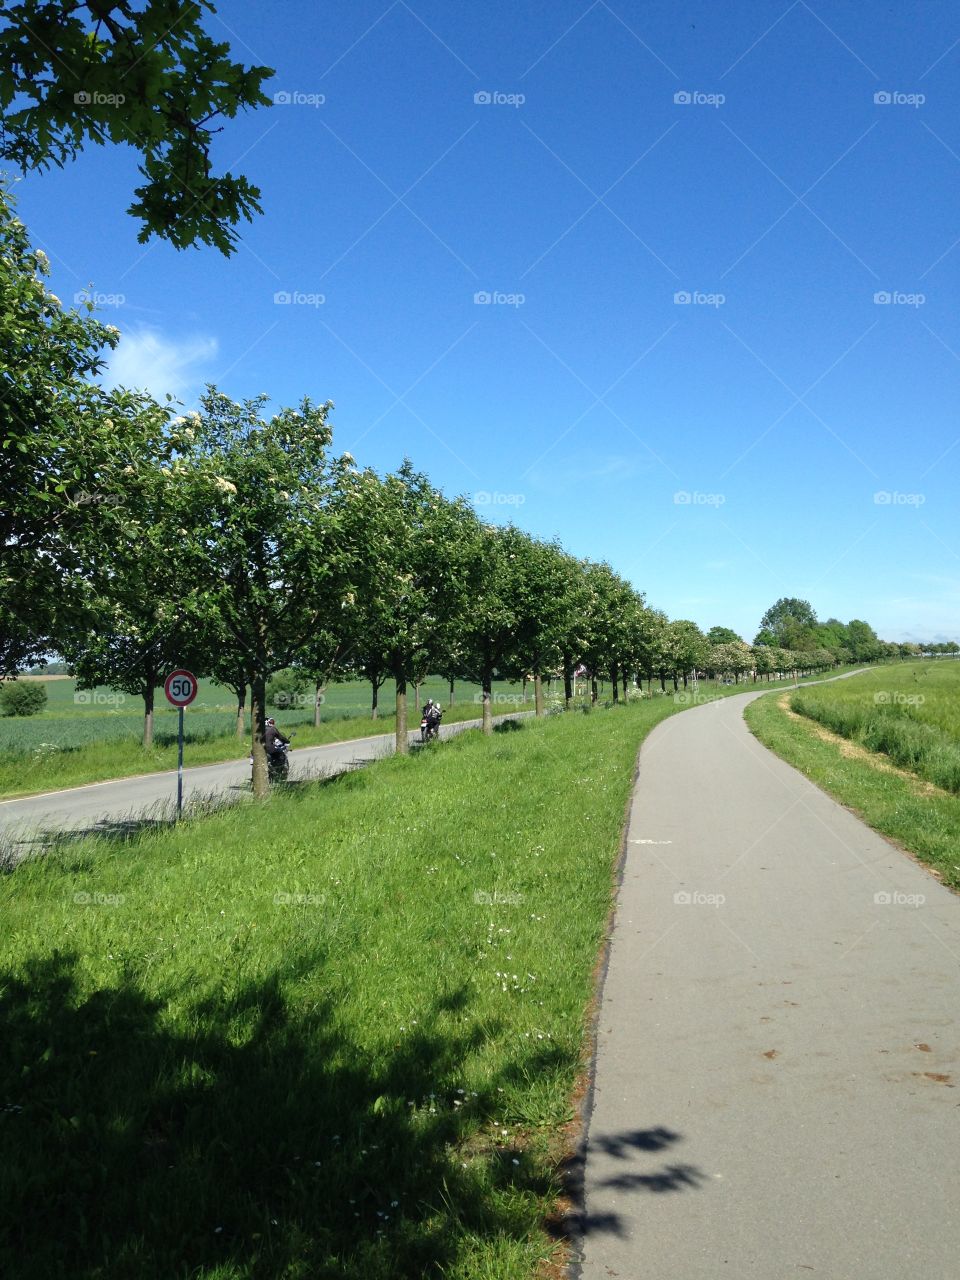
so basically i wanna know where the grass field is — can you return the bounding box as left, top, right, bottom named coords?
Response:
left=0, top=667, right=870, bottom=800
left=0, top=700, right=684, bottom=1280
left=745, top=673, right=960, bottom=892
left=787, top=661, right=960, bottom=793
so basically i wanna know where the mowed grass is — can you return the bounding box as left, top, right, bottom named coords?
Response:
left=787, top=661, right=960, bottom=794
left=0, top=700, right=684, bottom=1280
left=745, top=689, right=960, bottom=891
left=0, top=676, right=533, bottom=799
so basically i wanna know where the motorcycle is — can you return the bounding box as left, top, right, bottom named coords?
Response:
left=250, top=732, right=295, bottom=784
left=420, top=711, right=442, bottom=743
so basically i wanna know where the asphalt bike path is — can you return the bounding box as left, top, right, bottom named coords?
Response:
left=0, top=714, right=518, bottom=846
left=578, top=679, right=960, bottom=1279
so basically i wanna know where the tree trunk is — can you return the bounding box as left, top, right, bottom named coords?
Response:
left=371, top=680, right=379, bottom=719
left=251, top=671, right=269, bottom=798
left=414, top=680, right=421, bottom=713
left=534, top=672, right=545, bottom=716
left=659, top=672, right=666, bottom=692
left=591, top=677, right=598, bottom=704
left=236, top=685, right=246, bottom=739
left=395, top=676, right=408, bottom=754
left=142, top=683, right=154, bottom=748
left=622, top=672, right=628, bottom=700
left=522, top=673, right=529, bottom=702
left=482, top=671, right=493, bottom=735
left=682, top=671, right=688, bottom=687
left=448, top=675, right=455, bottom=705
left=610, top=665, right=619, bottom=703
left=314, top=681, right=324, bottom=728
left=672, top=674, right=679, bottom=691
left=563, top=663, right=573, bottom=708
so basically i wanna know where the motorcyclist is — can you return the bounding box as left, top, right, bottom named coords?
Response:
left=423, top=699, right=442, bottom=732
left=265, top=716, right=290, bottom=763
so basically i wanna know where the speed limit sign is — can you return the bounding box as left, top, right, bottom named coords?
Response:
left=164, top=669, right=198, bottom=707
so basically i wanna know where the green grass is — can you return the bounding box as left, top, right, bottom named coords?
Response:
left=787, top=661, right=960, bottom=794
left=745, top=688, right=960, bottom=892
left=0, top=699, right=684, bottom=1280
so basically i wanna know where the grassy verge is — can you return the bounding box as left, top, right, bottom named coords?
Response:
left=744, top=692, right=960, bottom=892
left=0, top=699, right=684, bottom=1280
left=0, top=666, right=869, bottom=801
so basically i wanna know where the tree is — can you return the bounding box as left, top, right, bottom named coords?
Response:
left=0, top=188, right=173, bottom=676
left=344, top=462, right=475, bottom=754
left=166, top=390, right=355, bottom=795
left=707, top=625, right=743, bottom=646
left=0, top=1, right=274, bottom=253
left=509, top=538, right=582, bottom=717
left=664, top=619, right=708, bottom=689
left=755, top=597, right=818, bottom=649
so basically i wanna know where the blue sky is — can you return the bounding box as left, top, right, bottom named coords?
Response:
left=15, top=0, right=960, bottom=642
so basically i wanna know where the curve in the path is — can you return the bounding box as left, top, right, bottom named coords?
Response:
left=578, top=684, right=960, bottom=1280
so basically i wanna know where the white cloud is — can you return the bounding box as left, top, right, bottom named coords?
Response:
left=103, top=328, right=218, bottom=402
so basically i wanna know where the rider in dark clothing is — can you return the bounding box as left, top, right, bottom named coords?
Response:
left=265, top=717, right=290, bottom=759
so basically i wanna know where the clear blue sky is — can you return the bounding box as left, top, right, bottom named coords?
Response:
left=15, top=0, right=960, bottom=642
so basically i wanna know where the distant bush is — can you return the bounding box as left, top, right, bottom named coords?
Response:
left=266, top=669, right=311, bottom=711
left=0, top=681, right=48, bottom=716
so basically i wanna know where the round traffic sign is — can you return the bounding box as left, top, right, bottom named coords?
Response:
left=164, top=669, right=198, bottom=707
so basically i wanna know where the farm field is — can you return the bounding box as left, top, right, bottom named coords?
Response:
left=0, top=700, right=676, bottom=1280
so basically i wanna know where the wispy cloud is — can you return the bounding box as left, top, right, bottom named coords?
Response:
left=103, top=328, right=219, bottom=402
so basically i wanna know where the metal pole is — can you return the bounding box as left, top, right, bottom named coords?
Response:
left=177, top=705, right=184, bottom=818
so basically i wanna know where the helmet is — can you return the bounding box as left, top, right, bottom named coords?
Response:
left=266, top=717, right=276, bottom=725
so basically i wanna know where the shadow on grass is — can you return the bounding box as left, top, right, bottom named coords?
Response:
left=0, top=950, right=572, bottom=1279
left=493, top=719, right=525, bottom=735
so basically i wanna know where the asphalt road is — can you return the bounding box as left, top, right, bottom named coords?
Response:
left=0, top=714, right=502, bottom=853
left=578, top=686, right=960, bottom=1279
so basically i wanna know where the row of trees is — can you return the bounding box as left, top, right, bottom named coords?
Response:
left=2, top=188, right=899, bottom=793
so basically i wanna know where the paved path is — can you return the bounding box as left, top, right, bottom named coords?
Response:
left=0, top=714, right=510, bottom=852
left=579, top=687, right=960, bottom=1280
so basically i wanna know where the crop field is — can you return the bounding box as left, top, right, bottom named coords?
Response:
left=789, top=660, right=960, bottom=793
left=0, top=675, right=535, bottom=756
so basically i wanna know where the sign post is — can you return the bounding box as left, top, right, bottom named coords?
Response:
left=164, top=669, right=198, bottom=819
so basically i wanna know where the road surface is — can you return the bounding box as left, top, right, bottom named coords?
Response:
left=578, top=686, right=960, bottom=1279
